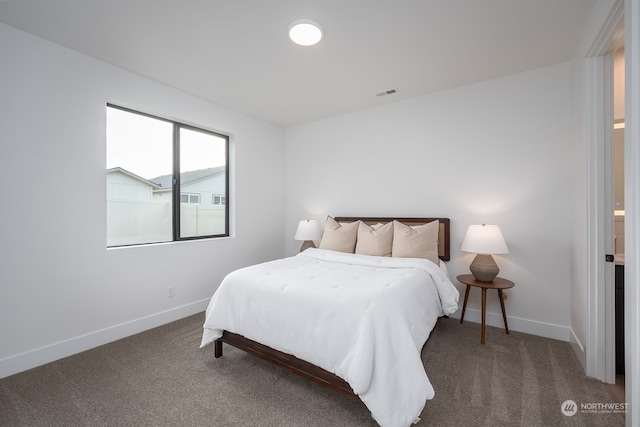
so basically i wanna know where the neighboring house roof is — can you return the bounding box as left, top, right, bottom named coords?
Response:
left=150, top=166, right=226, bottom=189
left=106, top=167, right=163, bottom=189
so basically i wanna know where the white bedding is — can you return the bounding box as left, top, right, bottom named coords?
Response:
left=200, top=248, right=459, bottom=427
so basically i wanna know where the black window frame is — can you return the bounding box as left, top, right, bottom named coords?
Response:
left=107, top=104, right=229, bottom=247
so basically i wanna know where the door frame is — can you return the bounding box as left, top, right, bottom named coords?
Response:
left=583, top=0, right=623, bottom=386
left=584, top=2, right=640, bottom=426
left=623, top=2, right=640, bottom=426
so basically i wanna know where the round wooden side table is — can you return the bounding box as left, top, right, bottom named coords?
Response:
left=457, top=274, right=515, bottom=344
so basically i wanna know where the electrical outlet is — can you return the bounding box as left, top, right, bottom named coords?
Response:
left=168, top=286, right=175, bottom=298
left=503, top=290, right=508, bottom=301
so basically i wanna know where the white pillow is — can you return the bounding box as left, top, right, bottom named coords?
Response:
left=355, top=221, right=393, bottom=257
left=319, top=217, right=359, bottom=253
left=392, top=220, right=439, bottom=264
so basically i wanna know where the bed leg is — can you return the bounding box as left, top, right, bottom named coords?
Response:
left=214, top=339, right=223, bottom=358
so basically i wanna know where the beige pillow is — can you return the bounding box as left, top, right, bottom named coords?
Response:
left=392, top=220, right=439, bottom=264
left=355, top=221, right=393, bottom=257
left=319, top=217, right=359, bottom=253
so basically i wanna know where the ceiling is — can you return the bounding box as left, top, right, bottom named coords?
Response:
left=0, top=0, right=597, bottom=127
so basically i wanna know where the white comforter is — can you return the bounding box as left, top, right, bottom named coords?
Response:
left=200, top=248, right=459, bottom=427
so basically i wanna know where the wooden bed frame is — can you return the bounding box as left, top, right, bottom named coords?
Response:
left=213, top=217, right=450, bottom=402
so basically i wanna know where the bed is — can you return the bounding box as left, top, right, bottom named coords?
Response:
left=200, top=217, right=459, bottom=427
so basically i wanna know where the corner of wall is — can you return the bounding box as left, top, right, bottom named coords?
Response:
left=569, top=327, right=587, bottom=372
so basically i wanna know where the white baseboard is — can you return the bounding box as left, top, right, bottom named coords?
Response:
left=2, top=301, right=574, bottom=380
left=447, top=308, right=572, bottom=342
left=0, top=299, right=210, bottom=379
left=569, top=328, right=587, bottom=371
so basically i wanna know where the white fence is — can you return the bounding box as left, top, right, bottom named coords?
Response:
left=180, top=203, right=227, bottom=238
left=107, top=199, right=226, bottom=246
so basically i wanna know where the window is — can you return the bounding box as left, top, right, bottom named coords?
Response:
left=106, top=105, right=229, bottom=247
left=181, top=193, right=200, bottom=204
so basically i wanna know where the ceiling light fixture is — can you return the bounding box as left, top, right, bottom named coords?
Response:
left=288, top=18, right=324, bottom=46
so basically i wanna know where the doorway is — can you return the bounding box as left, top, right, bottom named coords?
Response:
left=611, top=46, right=625, bottom=401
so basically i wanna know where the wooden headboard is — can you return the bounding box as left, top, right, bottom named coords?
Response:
left=333, top=217, right=451, bottom=261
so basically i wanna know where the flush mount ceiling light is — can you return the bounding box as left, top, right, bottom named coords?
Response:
left=288, top=18, right=324, bottom=46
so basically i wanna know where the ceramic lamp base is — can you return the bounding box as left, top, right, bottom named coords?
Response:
left=300, top=240, right=316, bottom=252
left=469, top=254, right=499, bottom=282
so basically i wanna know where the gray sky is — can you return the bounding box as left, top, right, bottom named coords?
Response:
left=106, top=106, right=226, bottom=179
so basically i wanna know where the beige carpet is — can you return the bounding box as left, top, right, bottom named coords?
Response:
left=0, top=313, right=625, bottom=426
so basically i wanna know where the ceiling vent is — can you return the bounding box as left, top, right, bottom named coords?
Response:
left=376, top=88, right=398, bottom=97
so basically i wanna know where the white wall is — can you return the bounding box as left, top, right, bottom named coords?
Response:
left=0, top=23, right=285, bottom=378
left=285, top=63, right=573, bottom=340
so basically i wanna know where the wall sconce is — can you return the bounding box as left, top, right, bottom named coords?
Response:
left=460, top=224, right=509, bottom=282
left=294, top=219, right=322, bottom=252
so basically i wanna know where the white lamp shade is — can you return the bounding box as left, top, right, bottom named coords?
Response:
left=460, top=224, right=509, bottom=254
left=295, top=220, right=322, bottom=241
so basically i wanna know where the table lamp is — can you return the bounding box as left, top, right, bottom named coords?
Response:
left=460, top=224, right=509, bottom=282
left=294, top=219, right=322, bottom=252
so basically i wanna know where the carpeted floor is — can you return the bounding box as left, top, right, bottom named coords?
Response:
left=421, top=319, right=625, bottom=427
left=0, top=313, right=625, bottom=426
